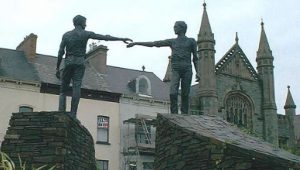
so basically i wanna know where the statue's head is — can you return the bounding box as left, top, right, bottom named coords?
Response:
left=73, top=15, right=87, bottom=29
left=174, top=21, right=187, bottom=35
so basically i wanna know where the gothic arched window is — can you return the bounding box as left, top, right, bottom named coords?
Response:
left=225, top=92, right=253, bottom=129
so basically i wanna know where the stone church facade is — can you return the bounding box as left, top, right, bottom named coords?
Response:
left=187, top=3, right=298, bottom=148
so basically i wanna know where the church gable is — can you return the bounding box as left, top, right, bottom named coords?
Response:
left=215, top=44, right=258, bottom=81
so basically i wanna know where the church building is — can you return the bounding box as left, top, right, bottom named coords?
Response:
left=186, top=2, right=299, bottom=148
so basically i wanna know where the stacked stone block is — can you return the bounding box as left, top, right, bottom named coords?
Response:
left=155, top=114, right=300, bottom=170
left=1, top=111, right=96, bottom=170
left=155, top=119, right=211, bottom=169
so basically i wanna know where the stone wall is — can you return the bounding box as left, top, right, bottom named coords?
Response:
left=154, top=114, right=230, bottom=169
left=278, top=114, right=289, bottom=137
left=216, top=74, right=264, bottom=137
left=1, top=111, right=96, bottom=170
left=155, top=114, right=300, bottom=170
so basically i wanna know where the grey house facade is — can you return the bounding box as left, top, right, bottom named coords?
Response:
left=0, top=34, right=170, bottom=170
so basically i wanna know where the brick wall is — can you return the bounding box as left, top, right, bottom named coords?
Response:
left=16, top=33, right=37, bottom=59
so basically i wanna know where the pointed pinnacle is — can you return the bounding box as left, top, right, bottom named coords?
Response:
left=235, top=32, right=239, bottom=44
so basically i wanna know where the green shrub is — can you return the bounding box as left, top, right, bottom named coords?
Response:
left=0, top=152, right=55, bottom=170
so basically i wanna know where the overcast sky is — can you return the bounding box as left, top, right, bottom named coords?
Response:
left=0, top=0, right=299, bottom=114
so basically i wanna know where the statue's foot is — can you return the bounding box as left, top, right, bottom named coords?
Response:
left=67, top=112, right=77, bottom=119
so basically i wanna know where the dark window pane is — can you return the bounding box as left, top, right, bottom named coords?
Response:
left=135, top=124, right=151, bottom=144
left=97, top=160, right=108, bottom=170
left=19, top=106, right=33, bottom=112
left=139, top=78, right=148, bottom=94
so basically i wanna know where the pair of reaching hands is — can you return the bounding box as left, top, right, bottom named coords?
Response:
left=122, top=38, right=136, bottom=48
left=127, top=42, right=136, bottom=48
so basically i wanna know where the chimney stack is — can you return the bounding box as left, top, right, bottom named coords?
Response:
left=86, top=44, right=108, bottom=74
left=163, top=56, right=172, bottom=82
left=16, top=33, right=37, bottom=60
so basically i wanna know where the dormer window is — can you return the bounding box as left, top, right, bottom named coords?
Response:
left=128, top=75, right=152, bottom=96
left=136, top=75, right=151, bottom=96
left=139, top=78, right=148, bottom=94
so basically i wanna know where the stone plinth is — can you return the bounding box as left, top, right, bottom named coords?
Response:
left=1, top=111, right=96, bottom=170
left=155, top=114, right=300, bottom=170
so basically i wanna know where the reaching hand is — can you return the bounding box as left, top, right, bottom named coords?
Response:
left=56, top=70, right=61, bottom=80
left=127, top=43, right=135, bottom=48
left=123, top=38, right=133, bottom=44
left=195, top=73, right=200, bottom=82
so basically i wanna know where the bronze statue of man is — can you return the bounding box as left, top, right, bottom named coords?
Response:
left=56, top=15, right=132, bottom=118
left=127, top=21, right=199, bottom=114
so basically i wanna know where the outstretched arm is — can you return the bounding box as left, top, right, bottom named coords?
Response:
left=127, top=42, right=156, bottom=48
left=127, top=39, right=171, bottom=48
left=90, top=33, right=132, bottom=44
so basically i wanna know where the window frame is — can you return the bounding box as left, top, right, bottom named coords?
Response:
left=224, top=91, right=254, bottom=130
left=96, top=159, right=109, bottom=170
left=135, top=123, right=151, bottom=144
left=135, top=75, right=151, bottom=96
left=96, top=115, right=110, bottom=145
left=19, top=106, right=33, bottom=112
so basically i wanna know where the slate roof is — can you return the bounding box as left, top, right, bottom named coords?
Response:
left=159, top=113, right=300, bottom=168
left=32, top=54, right=109, bottom=91
left=0, top=48, right=169, bottom=101
left=106, top=66, right=170, bottom=101
left=0, top=48, right=39, bottom=82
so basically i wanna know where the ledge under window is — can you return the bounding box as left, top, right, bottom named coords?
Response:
left=96, top=141, right=111, bottom=145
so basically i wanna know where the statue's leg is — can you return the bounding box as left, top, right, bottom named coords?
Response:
left=59, top=66, right=72, bottom=112
left=58, top=95, right=66, bottom=112
left=180, top=68, right=192, bottom=114
left=170, top=70, right=180, bottom=114
left=70, top=65, right=85, bottom=117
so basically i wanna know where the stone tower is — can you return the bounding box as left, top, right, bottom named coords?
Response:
left=197, top=2, right=218, bottom=116
left=284, top=86, right=296, bottom=147
left=256, top=21, right=278, bottom=146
